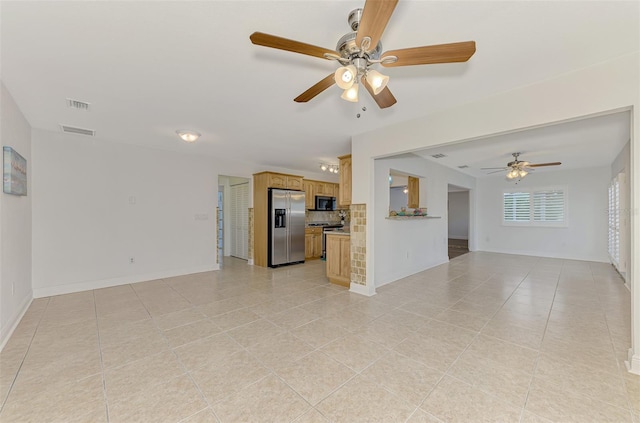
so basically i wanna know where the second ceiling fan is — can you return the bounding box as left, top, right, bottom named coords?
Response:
left=249, top=0, right=476, bottom=109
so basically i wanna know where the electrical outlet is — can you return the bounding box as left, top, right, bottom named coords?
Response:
left=130, top=257, right=135, bottom=264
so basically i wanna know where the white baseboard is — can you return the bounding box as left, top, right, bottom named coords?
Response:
left=349, top=282, right=376, bottom=297
left=0, top=294, right=33, bottom=352
left=248, top=259, right=254, bottom=266
left=375, top=257, right=449, bottom=289
left=33, top=265, right=220, bottom=298
left=476, top=247, right=609, bottom=263
left=626, top=348, right=640, bottom=375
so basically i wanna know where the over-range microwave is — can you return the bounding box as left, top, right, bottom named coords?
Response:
left=315, top=195, right=337, bottom=211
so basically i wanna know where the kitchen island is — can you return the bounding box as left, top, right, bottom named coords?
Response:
left=325, top=231, right=350, bottom=287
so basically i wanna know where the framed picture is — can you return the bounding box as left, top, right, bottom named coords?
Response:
left=3, top=146, right=27, bottom=196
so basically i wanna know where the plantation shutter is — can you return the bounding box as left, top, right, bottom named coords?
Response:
left=533, top=190, right=564, bottom=222
left=608, top=177, right=620, bottom=268
left=503, top=192, right=530, bottom=222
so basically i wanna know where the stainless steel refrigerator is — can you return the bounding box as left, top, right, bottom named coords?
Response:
left=268, top=188, right=306, bottom=267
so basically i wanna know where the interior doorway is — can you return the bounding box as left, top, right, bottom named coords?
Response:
left=447, top=184, right=470, bottom=259
left=218, top=175, right=250, bottom=262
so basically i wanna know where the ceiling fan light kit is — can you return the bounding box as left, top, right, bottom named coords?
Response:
left=341, top=81, right=360, bottom=102
left=482, top=153, right=561, bottom=180
left=365, top=69, right=389, bottom=95
left=249, top=0, right=476, bottom=109
left=335, top=64, right=358, bottom=89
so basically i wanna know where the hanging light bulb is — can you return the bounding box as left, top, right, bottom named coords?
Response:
left=366, top=69, right=389, bottom=95
left=320, top=164, right=328, bottom=171
left=341, top=81, right=359, bottom=102
left=518, top=169, right=528, bottom=178
left=335, top=65, right=357, bottom=89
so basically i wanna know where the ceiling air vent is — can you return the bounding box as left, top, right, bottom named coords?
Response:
left=66, top=98, right=90, bottom=111
left=458, top=165, right=469, bottom=169
left=60, top=125, right=96, bottom=136
left=431, top=153, right=447, bottom=159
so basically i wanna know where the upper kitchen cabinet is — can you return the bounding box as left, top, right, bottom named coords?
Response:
left=303, top=180, right=339, bottom=209
left=338, top=154, right=352, bottom=207
left=407, top=176, right=419, bottom=208
left=303, top=179, right=315, bottom=209
left=255, top=172, right=304, bottom=190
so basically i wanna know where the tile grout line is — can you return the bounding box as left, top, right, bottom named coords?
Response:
left=92, top=289, right=111, bottom=423
left=517, top=256, right=560, bottom=423
left=0, top=297, right=50, bottom=416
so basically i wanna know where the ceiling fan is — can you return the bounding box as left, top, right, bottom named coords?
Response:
left=482, top=152, right=562, bottom=179
left=249, top=0, right=476, bottom=109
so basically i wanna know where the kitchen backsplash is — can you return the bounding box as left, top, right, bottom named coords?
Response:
left=306, top=209, right=350, bottom=224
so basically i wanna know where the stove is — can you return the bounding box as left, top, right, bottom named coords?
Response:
left=308, top=222, right=343, bottom=228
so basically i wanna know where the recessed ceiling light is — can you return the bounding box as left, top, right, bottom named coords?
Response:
left=431, top=153, right=447, bottom=159
left=176, top=130, right=201, bottom=143
left=457, top=165, right=469, bottom=169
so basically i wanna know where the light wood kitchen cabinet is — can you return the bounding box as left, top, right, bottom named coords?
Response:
left=407, top=176, right=419, bottom=209
left=325, top=233, right=350, bottom=287
left=303, top=179, right=339, bottom=209
left=303, top=179, right=315, bottom=210
left=305, top=227, right=322, bottom=259
left=320, top=182, right=338, bottom=197
left=338, top=154, right=352, bottom=207
left=286, top=176, right=304, bottom=190
left=253, top=171, right=304, bottom=267
left=256, top=172, right=304, bottom=190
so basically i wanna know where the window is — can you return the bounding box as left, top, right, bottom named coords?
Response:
left=503, top=187, right=567, bottom=226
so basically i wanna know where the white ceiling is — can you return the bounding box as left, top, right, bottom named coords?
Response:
left=1, top=1, right=637, bottom=176
left=414, top=111, right=631, bottom=178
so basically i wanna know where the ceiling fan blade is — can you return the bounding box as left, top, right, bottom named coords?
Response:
left=294, top=74, right=336, bottom=103
left=363, top=77, right=397, bottom=109
left=355, top=0, right=399, bottom=51
left=250, top=32, right=339, bottom=60
left=481, top=167, right=508, bottom=170
left=528, top=162, right=562, bottom=167
left=486, top=170, right=506, bottom=175
left=381, top=41, right=476, bottom=67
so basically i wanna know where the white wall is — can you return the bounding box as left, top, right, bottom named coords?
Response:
left=448, top=191, right=469, bottom=240
left=31, top=130, right=219, bottom=297
left=0, top=82, right=32, bottom=349
left=476, top=166, right=610, bottom=262
left=30, top=129, right=340, bottom=297
left=373, top=155, right=475, bottom=287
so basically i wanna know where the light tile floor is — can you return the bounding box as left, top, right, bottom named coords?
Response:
left=1, top=252, right=639, bottom=422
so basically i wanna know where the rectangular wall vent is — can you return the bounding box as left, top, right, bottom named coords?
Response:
left=431, top=153, right=447, bottom=159
left=60, top=125, right=96, bottom=136
left=458, top=165, right=469, bottom=169
left=66, top=98, right=91, bottom=111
